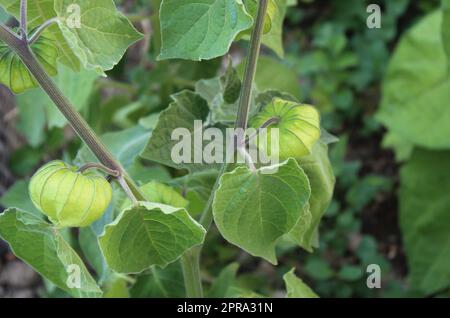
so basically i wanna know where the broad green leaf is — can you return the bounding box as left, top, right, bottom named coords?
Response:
left=54, top=0, right=143, bottom=75
left=141, top=90, right=218, bottom=172
left=0, top=208, right=102, bottom=298
left=377, top=11, right=450, bottom=150
left=130, top=262, right=185, bottom=298
left=399, top=149, right=450, bottom=295
left=443, top=0, right=450, bottom=63
left=158, top=0, right=252, bottom=61
left=0, top=31, right=58, bottom=93
left=0, top=180, right=41, bottom=217
left=238, top=56, right=301, bottom=99
left=213, top=158, right=311, bottom=264
left=208, top=263, right=239, bottom=298
left=0, top=0, right=80, bottom=70
left=76, top=126, right=151, bottom=169
left=288, top=141, right=335, bottom=251
left=17, top=63, right=98, bottom=130
left=99, top=202, right=206, bottom=273
left=283, top=269, right=318, bottom=298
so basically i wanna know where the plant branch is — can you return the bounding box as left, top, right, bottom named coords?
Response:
left=0, top=23, right=147, bottom=202
left=20, top=0, right=27, bottom=40
left=182, top=0, right=269, bottom=299
left=234, top=0, right=269, bottom=135
left=28, top=18, right=58, bottom=45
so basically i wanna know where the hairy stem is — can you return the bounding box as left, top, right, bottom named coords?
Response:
left=20, top=0, right=27, bottom=40
left=0, top=24, right=147, bottom=202
left=181, top=0, right=269, bottom=298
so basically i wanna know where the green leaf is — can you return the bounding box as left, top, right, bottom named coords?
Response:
left=121, top=181, right=189, bottom=211
left=16, top=63, right=98, bottom=131
left=399, top=149, right=450, bottom=295
left=242, top=0, right=287, bottom=58
left=377, top=11, right=450, bottom=150
left=195, top=62, right=257, bottom=124
left=0, top=181, right=41, bottom=217
left=103, top=276, right=130, bottom=298
left=99, top=202, right=206, bottom=273
left=130, top=262, right=185, bottom=298
left=16, top=95, right=46, bottom=147
left=79, top=206, right=114, bottom=283
left=382, top=131, right=414, bottom=162
left=255, top=89, right=298, bottom=110
left=213, top=158, right=311, bottom=264
left=0, top=208, right=102, bottom=298
left=0, top=6, right=9, bottom=22
left=76, top=126, right=151, bottom=169
left=241, top=0, right=275, bottom=35
left=54, top=0, right=143, bottom=75
left=283, top=269, right=318, bottom=298
left=287, top=141, right=335, bottom=250
left=158, top=0, right=252, bottom=61
left=170, top=170, right=218, bottom=217
left=0, top=0, right=80, bottom=70
left=443, top=0, right=450, bottom=63
left=0, top=31, right=58, bottom=93
left=207, top=263, right=239, bottom=298
left=238, top=56, right=301, bottom=99
left=141, top=90, right=217, bottom=172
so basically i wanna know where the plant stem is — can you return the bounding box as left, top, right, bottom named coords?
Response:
left=234, top=0, right=269, bottom=134
left=181, top=247, right=203, bottom=298
left=181, top=0, right=269, bottom=298
left=20, top=0, right=27, bottom=40
left=0, top=24, right=147, bottom=202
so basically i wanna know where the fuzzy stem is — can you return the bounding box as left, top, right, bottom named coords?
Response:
left=20, top=0, right=27, bottom=40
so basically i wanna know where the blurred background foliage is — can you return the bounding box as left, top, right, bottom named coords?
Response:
left=1, top=0, right=449, bottom=298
